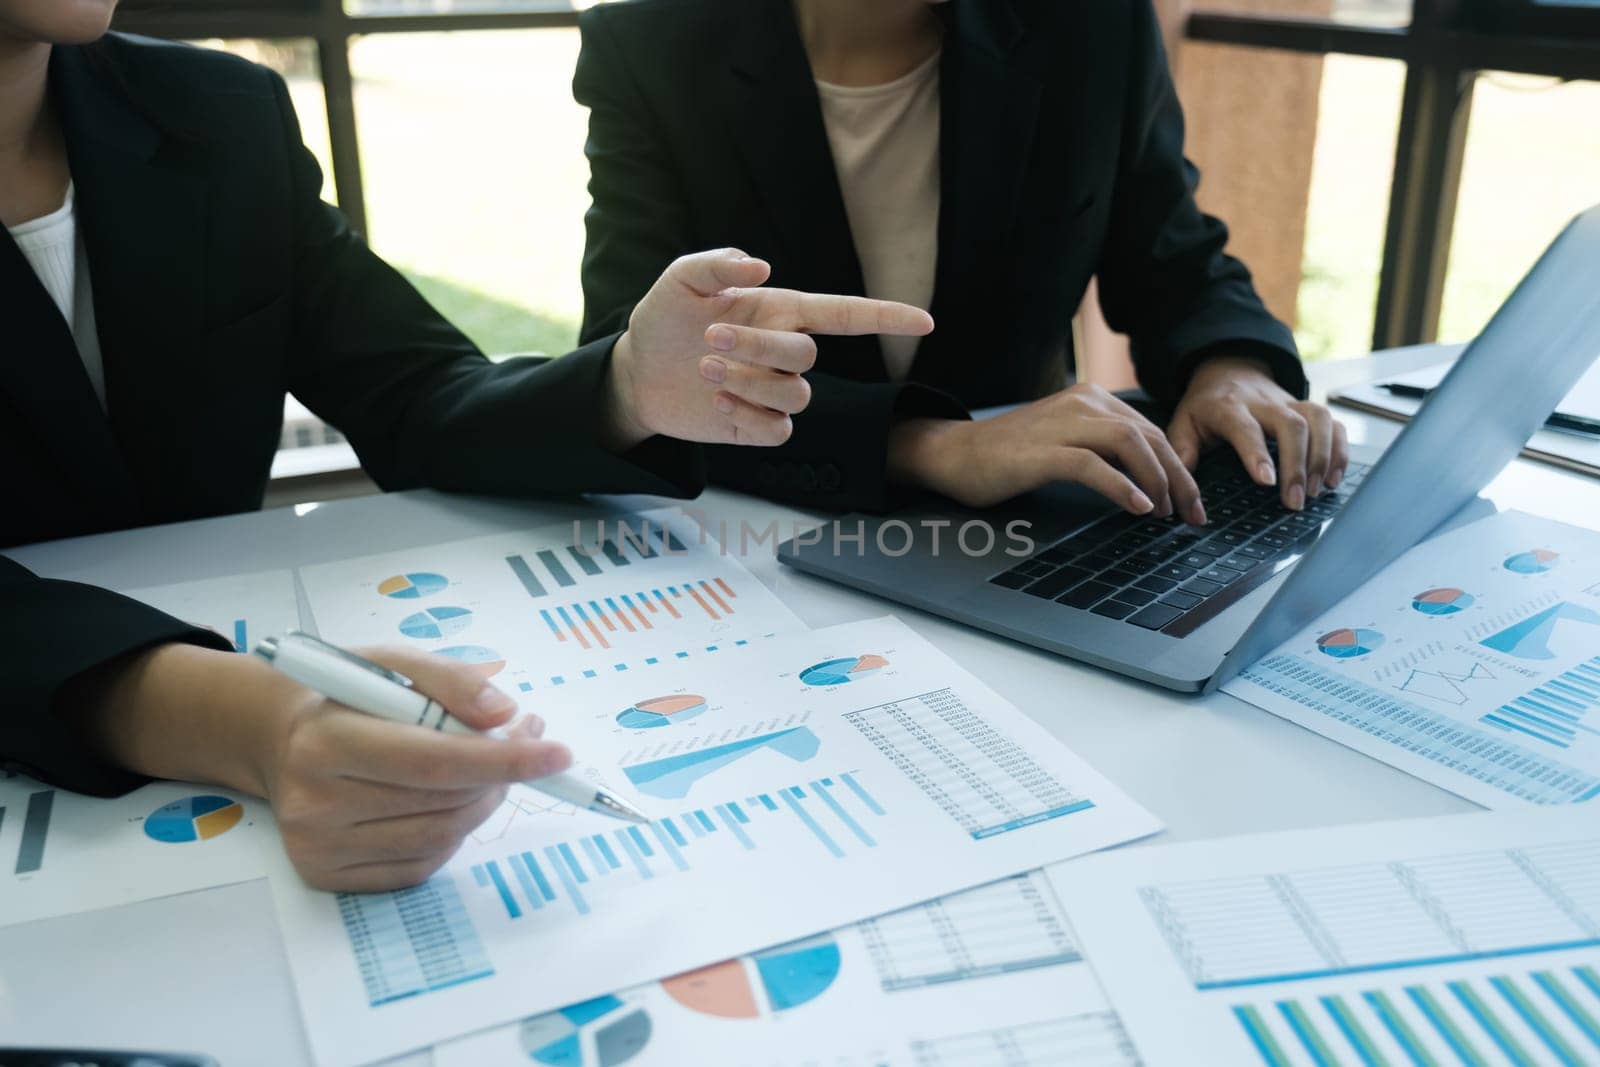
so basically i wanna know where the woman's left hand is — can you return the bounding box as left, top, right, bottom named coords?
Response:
left=1166, top=356, right=1349, bottom=511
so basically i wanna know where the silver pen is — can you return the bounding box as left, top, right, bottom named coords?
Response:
left=254, top=631, right=649, bottom=823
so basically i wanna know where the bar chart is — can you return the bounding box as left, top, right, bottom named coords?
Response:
left=338, top=874, right=495, bottom=1008
left=1242, top=653, right=1600, bottom=804
left=6, top=787, right=54, bottom=876
left=468, top=773, right=886, bottom=919
left=1139, top=838, right=1600, bottom=991
left=845, top=688, right=1093, bottom=839
left=532, top=580, right=741, bottom=653
left=505, top=522, right=691, bottom=603
left=1482, top=655, right=1600, bottom=750
left=859, top=870, right=1081, bottom=992
left=1232, top=963, right=1600, bottom=1067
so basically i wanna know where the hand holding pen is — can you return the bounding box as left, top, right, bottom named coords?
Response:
left=249, top=634, right=640, bottom=893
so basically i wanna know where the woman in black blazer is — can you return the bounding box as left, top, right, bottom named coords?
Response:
left=0, top=0, right=928, bottom=890
left=575, top=0, right=1349, bottom=521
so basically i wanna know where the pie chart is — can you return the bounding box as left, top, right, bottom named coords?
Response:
left=436, top=645, right=505, bottom=677
left=377, top=572, right=448, bottom=599
left=144, top=795, right=243, bottom=843
left=1411, top=587, right=1475, bottom=616
left=399, top=606, right=473, bottom=640
left=661, top=933, right=840, bottom=1019
left=521, top=995, right=651, bottom=1067
left=1504, top=549, right=1559, bottom=575
left=616, top=693, right=708, bottom=729
left=1316, top=628, right=1385, bottom=659
left=800, top=654, right=889, bottom=687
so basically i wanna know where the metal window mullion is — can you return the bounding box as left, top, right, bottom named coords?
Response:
left=317, top=24, right=368, bottom=236
left=1371, top=59, right=1475, bottom=350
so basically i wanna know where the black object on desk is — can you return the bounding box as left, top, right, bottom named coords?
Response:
left=0, top=1051, right=218, bottom=1067
left=1378, top=381, right=1600, bottom=437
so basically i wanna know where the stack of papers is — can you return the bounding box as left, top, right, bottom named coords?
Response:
left=1332, top=355, right=1600, bottom=476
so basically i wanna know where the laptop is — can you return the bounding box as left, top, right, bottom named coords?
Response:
left=778, top=205, right=1600, bottom=692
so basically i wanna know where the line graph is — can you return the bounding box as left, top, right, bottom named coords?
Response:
left=1395, top=661, right=1496, bottom=705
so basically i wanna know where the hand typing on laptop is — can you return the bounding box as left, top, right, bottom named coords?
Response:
left=1167, top=356, right=1350, bottom=510
left=886, top=356, right=1347, bottom=518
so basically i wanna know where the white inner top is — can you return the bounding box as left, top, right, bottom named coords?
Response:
left=8, top=182, right=107, bottom=409
left=816, top=49, right=942, bottom=383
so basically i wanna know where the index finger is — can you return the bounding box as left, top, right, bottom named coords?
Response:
left=322, top=710, right=572, bottom=790
left=777, top=290, right=934, bottom=338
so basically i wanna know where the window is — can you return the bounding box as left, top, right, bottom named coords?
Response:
left=118, top=0, right=1600, bottom=365
left=1186, top=0, right=1600, bottom=353
left=1437, top=73, right=1600, bottom=342
left=350, top=29, right=591, bottom=356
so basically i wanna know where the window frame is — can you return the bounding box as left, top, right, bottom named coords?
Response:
left=117, top=0, right=1600, bottom=355
left=1188, top=0, right=1600, bottom=350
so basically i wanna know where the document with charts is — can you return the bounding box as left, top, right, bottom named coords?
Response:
left=298, top=508, right=807, bottom=694
left=436, top=869, right=1140, bottom=1067
left=0, top=570, right=295, bottom=927
left=1225, top=509, right=1600, bottom=808
left=1051, top=809, right=1600, bottom=1067
left=266, top=617, right=1161, bottom=1066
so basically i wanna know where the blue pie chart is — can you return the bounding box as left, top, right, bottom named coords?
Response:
left=800, top=655, right=888, bottom=686
left=1411, top=587, right=1474, bottom=616
left=399, top=606, right=473, bottom=640
left=144, top=795, right=243, bottom=843
left=378, top=572, right=448, bottom=599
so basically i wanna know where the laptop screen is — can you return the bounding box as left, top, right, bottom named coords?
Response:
left=1209, top=204, right=1600, bottom=691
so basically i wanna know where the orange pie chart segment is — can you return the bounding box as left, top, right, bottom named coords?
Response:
left=660, top=958, right=760, bottom=1019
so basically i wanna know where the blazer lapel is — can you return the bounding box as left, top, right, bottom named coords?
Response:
left=51, top=44, right=209, bottom=508
left=0, top=223, right=139, bottom=519
left=915, top=1, right=1044, bottom=392
left=719, top=0, right=869, bottom=315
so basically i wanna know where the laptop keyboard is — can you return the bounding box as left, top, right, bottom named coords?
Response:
left=988, top=452, right=1371, bottom=636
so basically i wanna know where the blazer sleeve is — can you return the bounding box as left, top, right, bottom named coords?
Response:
left=573, top=11, right=965, bottom=514
left=0, top=555, right=232, bottom=796
left=267, top=73, right=705, bottom=500
left=1094, top=0, right=1308, bottom=411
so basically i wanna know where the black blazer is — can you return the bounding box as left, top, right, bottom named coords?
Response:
left=575, top=0, right=1307, bottom=513
left=2, top=35, right=703, bottom=795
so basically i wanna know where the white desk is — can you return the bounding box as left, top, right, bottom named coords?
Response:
left=4, top=347, right=1594, bottom=1066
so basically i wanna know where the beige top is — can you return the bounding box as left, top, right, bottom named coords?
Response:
left=816, top=49, right=941, bottom=382
left=9, top=183, right=107, bottom=409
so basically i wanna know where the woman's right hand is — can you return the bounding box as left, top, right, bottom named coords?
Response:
left=887, top=383, right=1207, bottom=523
left=261, top=647, right=572, bottom=892
left=65, top=642, right=570, bottom=893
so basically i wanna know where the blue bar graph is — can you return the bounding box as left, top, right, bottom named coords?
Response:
left=468, top=773, right=887, bottom=918
left=535, top=550, right=574, bottom=589
left=521, top=851, right=555, bottom=901
left=650, top=823, right=691, bottom=870
left=1483, top=656, right=1600, bottom=749
left=508, top=854, right=545, bottom=911
left=716, top=804, right=755, bottom=849
left=557, top=843, right=588, bottom=884
left=1244, top=653, right=1600, bottom=804
left=507, top=554, right=548, bottom=597
left=564, top=545, right=602, bottom=576
left=543, top=845, right=589, bottom=915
